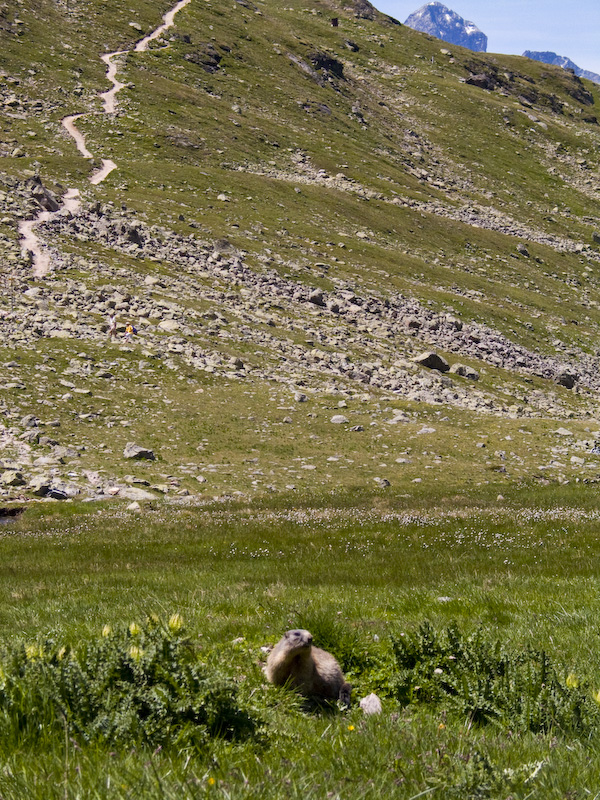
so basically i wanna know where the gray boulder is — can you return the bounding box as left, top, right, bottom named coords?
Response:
left=31, top=180, right=60, bottom=212
left=449, top=363, right=480, bottom=381
left=556, top=371, right=577, bottom=389
left=123, top=442, right=156, bottom=460
left=359, top=693, right=382, bottom=715
left=412, top=351, right=450, bottom=373
left=308, top=288, right=325, bottom=306
left=47, top=487, right=69, bottom=500
left=1, top=471, right=26, bottom=487
left=120, top=487, right=158, bottom=501
left=28, top=476, right=51, bottom=496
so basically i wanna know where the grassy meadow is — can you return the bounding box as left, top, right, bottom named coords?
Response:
left=1, top=488, right=600, bottom=797
left=5, top=0, right=600, bottom=795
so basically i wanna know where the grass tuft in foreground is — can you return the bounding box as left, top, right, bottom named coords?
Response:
left=390, top=621, right=600, bottom=738
left=0, top=615, right=262, bottom=752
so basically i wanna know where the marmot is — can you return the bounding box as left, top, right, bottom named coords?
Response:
left=265, top=629, right=351, bottom=705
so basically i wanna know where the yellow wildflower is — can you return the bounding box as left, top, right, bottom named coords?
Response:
left=168, top=613, right=184, bottom=633
left=593, top=689, right=600, bottom=706
left=102, top=624, right=112, bottom=638
left=566, top=673, right=579, bottom=689
left=25, top=644, right=41, bottom=660
left=128, top=645, right=144, bottom=662
left=347, top=724, right=355, bottom=731
left=129, top=622, right=141, bottom=636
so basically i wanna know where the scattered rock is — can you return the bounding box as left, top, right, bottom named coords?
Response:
left=308, top=288, right=325, bottom=306
left=555, top=427, right=574, bottom=436
left=449, top=363, right=479, bottom=380
left=555, top=371, right=577, bottom=389
left=359, top=693, right=382, bottom=715
left=158, top=319, right=179, bottom=332
left=28, top=476, right=51, bottom=496
left=47, top=487, right=69, bottom=500
left=1, top=471, right=26, bottom=487
left=120, top=487, right=157, bottom=501
left=465, top=73, right=495, bottom=90
left=412, top=351, right=450, bottom=373
left=123, top=442, right=156, bottom=460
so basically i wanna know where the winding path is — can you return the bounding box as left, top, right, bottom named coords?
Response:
left=19, top=0, right=192, bottom=276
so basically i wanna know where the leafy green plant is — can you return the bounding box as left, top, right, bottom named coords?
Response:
left=440, top=749, right=546, bottom=799
left=0, top=615, right=262, bottom=750
left=295, top=610, right=373, bottom=675
left=390, top=621, right=600, bottom=738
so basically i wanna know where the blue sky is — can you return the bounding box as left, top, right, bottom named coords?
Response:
left=371, top=1, right=600, bottom=75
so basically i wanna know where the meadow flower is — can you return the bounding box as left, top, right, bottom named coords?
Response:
left=25, top=644, right=41, bottom=660
left=168, top=613, right=184, bottom=633
left=129, top=622, right=141, bottom=636
left=593, top=689, right=600, bottom=706
left=566, top=673, right=579, bottom=688
left=347, top=725, right=355, bottom=731
left=56, top=646, right=67, bottom=661
left=102, top=624, right=112, bottom=638
left=128, top=645, right=144, bottom=662
left=207, top=777, right=216, bottom=787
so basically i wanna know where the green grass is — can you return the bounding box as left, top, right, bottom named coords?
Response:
left=0, top=493, right=599, bottom=796
left=3, top=0, right=600, bottom=504
left=4, top=0, right=600, bottom=794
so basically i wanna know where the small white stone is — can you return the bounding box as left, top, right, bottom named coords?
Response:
left=360, top=693, right=382, bottom=715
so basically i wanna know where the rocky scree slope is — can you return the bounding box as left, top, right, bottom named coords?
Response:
left=2, top=0, right=600, bottom=502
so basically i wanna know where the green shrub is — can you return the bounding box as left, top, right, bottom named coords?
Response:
left=295, top=610, right=374, bottom=675
left=390, top=621, right=600, bottom=738
left=0, top=615, right=262, bottom=750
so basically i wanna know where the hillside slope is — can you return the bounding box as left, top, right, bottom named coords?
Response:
left=2, top=0, right=600, bottom=504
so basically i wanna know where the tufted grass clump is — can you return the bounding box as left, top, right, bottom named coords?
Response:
left=390, top=621, right=600, bottom=738
left=295, top=610, right=375, bottom=676
left=0, top=615, right=262, bottom=751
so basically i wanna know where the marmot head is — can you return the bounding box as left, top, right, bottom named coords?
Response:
left=284, top=628, right=313, bottom=653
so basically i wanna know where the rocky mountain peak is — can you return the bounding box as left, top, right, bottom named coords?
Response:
left=523, top=50, right=600, bottom=86
left=404, top=2, right=487, bottom=52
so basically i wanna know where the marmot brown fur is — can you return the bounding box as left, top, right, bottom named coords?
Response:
left=265, top=629, right=351, bottom=704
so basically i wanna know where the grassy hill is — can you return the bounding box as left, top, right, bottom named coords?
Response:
left=2, top=0, right=600, bottom=503
left=4, top=1, right=600, bottom=796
